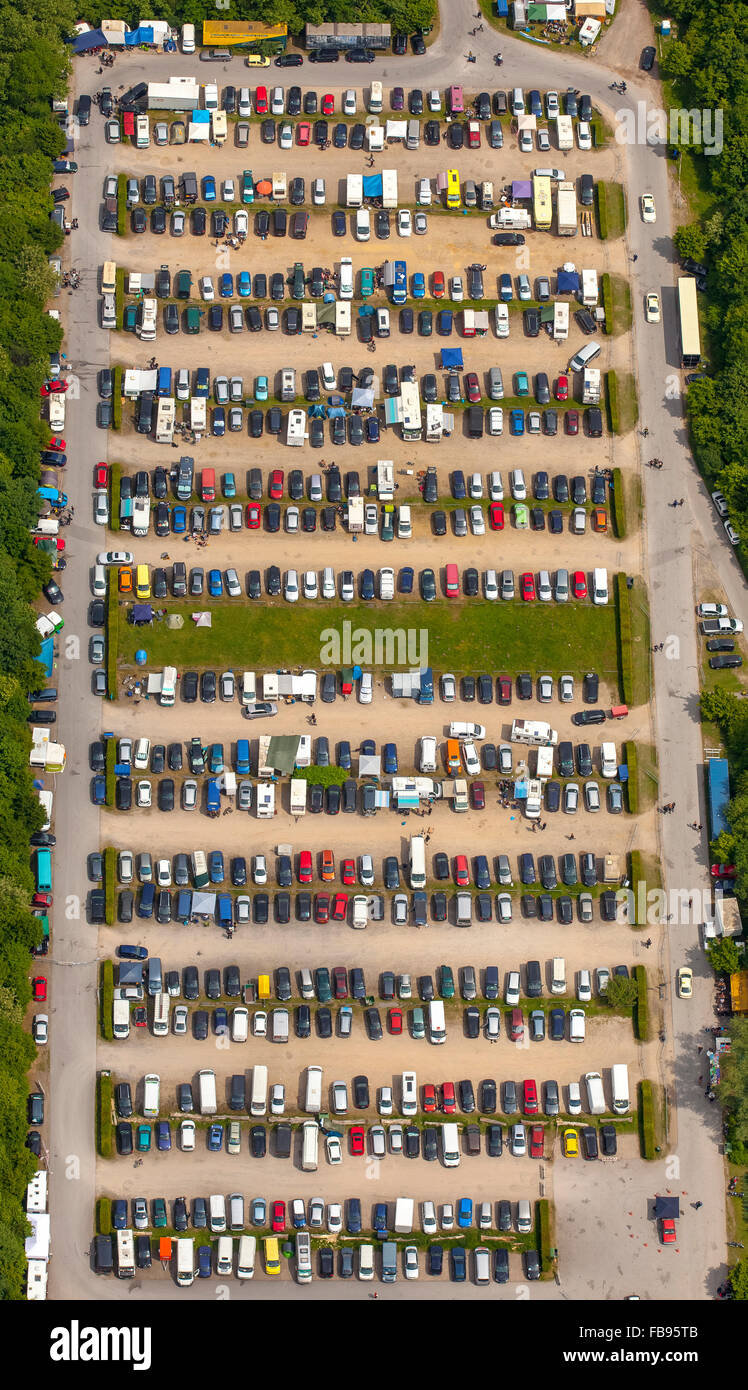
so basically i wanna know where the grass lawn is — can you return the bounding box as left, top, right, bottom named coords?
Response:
left=632, top=745, right=659, bottom=814
left=119, top=598, right=620, bottom=684
left=627, top=576, right=652, bottom=707
left=616, top=371, right=639, bottom=435
left=599, top=181, right=626, bottom=239
left=607, top=275, right=633, bottom=336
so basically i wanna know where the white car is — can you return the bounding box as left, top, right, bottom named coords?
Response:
left=469, top=505, right=485, bottom=535
left=495, top=303, right=509, bottom=337
left=370, top=1126, right=386, bottom=1158
left=93, top=493, right=109, bottom=525
left=404, top=1246, right=419, bottom=1280
left=537, top=128, right=550, bottom=152
left=564, top=782, right=579, bottom=814
left=725, top=520, right=740, bottom=546
left=428, top=89, right=441, bottom=111
left=327, top=1202, right=343, bottom=1233
left=441, top=672, right=456, bottom=701
left=220, top=671, right=235, bottom=701
left=571, top=507, right=587, bottom=534
left=397, top=209, right=412, bottom=237
left=489, top=471, right=504, bottom=500
left=546, top=91, right=559, bottom=117
left=308, top=1198, right=325, bottom=1228
left=271, top=86, right=284, bottom=115
left=279, top=121, right=293, bottom=149
left=312, top=178, right=326, bottom=205
left=645, top=291, right=661, bottom=323
left=422, top=1200, right=437, bottom=1234
left=450, top=275, right=464, bottom=301
left=577, top=121, right=592, bottom=150
left=505, top=970, right=521, bottom=1006
left=234, top=210, right=248, bottom=236
left=641, top=193, right=656, bottom=223
left=253, top=1011, right=267, bottom=1037
left=484, top=570, right=499, bottom=601
left=222, top=179, right=235, bottom=201
left=340, top=572, right=355, bottom=602
left=173, top=1005, right=188, bottom=1036
left=519, top=128, right=533, bottom=152
left=182, top=780, right=197, bottom=810
left=332, top=1081, right=348, bottom=1114
left=496, top=894, right=512, bottom=925
left=462, top=741, right=481, bottom=776
left=303, top=571, right=318, bottom=600
left=97, top=551, right=133, bottom=566
left=326, top=1134, right=342, bottom=1164
left=32, top=1014, right=48, bottom=1045
left=510, top=469, right=526, bottom=500
left=180, top=1119, right=195, bottom=1151
left=343, top=89, right=357, bottom=115
left=270, top=1083, right=285, bottom=1115
left=321, top=363, right=336, bottom=391
left=356, top=208, right=371, bottom=241
left=285, top=506, right=300, bottom=534
left=291, top=1199, right=306, bottom=1228
left=118, top=851, right=133, bottom=883
left=486, top=1005, right=502, bottom=1037
left=378, top=1086, right=393, bottom=1116
left=284, top=569, right=299, bottom=602
left=441, top=1203, right=455, bottom=1230
left=487, top=407, right=503, bottom=435
left=560, top=674, right=574, bottom=702
left=537, top=571, right=553, bottom=602
left=200, top=276, right=215, bottom=301
left=136, top=780, right=152, bottom=808
left=359, top=672, right=373, bottom=704
left=253, top=855, right=267, bottom=885
left=478, top=1202, right=492, bottom=1230
left=388, top=1124, right=403, bottom=1153
left=364, top=503, right=379, bottom=534
left=234, top=896, right=250, bottom=924
left=577, top=969, right=592, bottom=1003
left=156, top=859, right=172, bottom=887
left=697, top=603, right=728, bottom=618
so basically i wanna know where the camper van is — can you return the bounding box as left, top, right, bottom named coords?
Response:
left=305, top=1065, right=323, bottom=1114
left=409, top=835, right=426, bottom=889
left=301, top=1120, right=319, bottom=1171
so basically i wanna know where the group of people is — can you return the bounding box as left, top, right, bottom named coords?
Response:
left=658, top=801, right=677, bottom=813
left=646, top=458, right=664, bottom=469
left=62, top=271, right=80, bottom=289
left=609, top=81, right=628, bottom=93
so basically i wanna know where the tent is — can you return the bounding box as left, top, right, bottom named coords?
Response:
left=129, top=604, right=153, bottom=625
left=71, top=29, right=107, bottom=52
left=363, top=174, right=382, bottom=197
left=166, top=614, right=184, bottom=629
left=192, top=891, right=217, bottom=915
left=267, top=735, right=302, bottom=776
left=440, top=348, right=464, bottom=369
left=557, top=269, right=580, bottom=294
left=351, top=387, right=374, bottom=409
left=512, top=180, right=532, bottom=199
left=191, top=612, right=212, bottom=627
left=653, top=1196, right=680, bottom=1219
left=359, top=753, right=382, bottom=777
left=118, top=962, right=144, bottom=986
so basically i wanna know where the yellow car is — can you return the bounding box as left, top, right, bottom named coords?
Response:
left=562, top=1128, right=579, bottom=1158
left=645, top=292, right=661, bottom=324
left=677, top=967, right=693, bottom=999
left=640, top=194, right=656, bottom=223
left=245, top=53, right=270, bottom=67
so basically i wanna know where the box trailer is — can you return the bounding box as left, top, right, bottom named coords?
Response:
left=352, top=896, right=369, bottom=929
left=155, top=397, right=175, bottom=443
left=290, top=779, right=307, bottom=816
left=582, top=368, right=601, bottom=404
left=346, top=174, right=363, bottom=208
left=147, top=79, right=200, bottom=111
left=556, top=114, right=574, bottom=150
left=132, top=498, right=150, bottom=537
left=211, top=110, right=227, bottom=144
left=553, top=302, right=569, bottom=341
left=347, top=497, right=365, bottom=532
left=381, top=169, right=398, bottom=208
left=376, top=460, right=395, bottom=500
left=557, top=181, right=578, bottom=236
left=536, top=747, right=554, bottom=778
left=511, top=719, right=558, bottom=746
left=190, top=399, right=206, bottom=431
left=286, top=409, right=307, bottom=446
left=581, top=268, right=599, bottom=305
left=302, top=304, right=317, bottom=332
left=525, top=778, right=543, bottom=819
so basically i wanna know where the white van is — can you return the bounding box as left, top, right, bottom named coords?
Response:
left=153, top=992, right=170, bottom=1037
left=133, top=737, right=150, bottom=771
left=585, top=1071, right=606, bottom=1115
left=271, top=1008, right=289, bottom=1043
left=592, top=567, right=609, bottom=606
left=231, top=1006, right=249, bottom=1043
left=401, top=1071, right=418, bottom=1117
left=322, top=567, right=335, bottom=599
left=512, top=86, right=525, bottom=115
left=301, top=1120, right=319, bottom=1171
left=441, top=1122, right=460, bottom=1167
left=358, top=1244, right=375, bottom=1280
left=339, top=257, right=354, bottom=300
left=610, top=1063, right=630, bottom=1114
left=296, top=1231, right=313, bottom=1282
left=299, top=969, right=314, bottom=1000
left=92, top=564, right=107, bottom=599
left=428, top=1000, right=446, bottom=1044
left=237, top=1234, right=256, bottom=1279
left=601, top=742, right=617, bottom=777
left=355, top=208, right=371, bottom=241
left=181, top=22, right=195, bottom=53
left=419, top=737, right=437, bottom=773
left=305, top=1065, right=323, bottom=1113
left=569, top=341, right=601, bottom=373
left=240, top=671, right=256, bottom=706
left=215, top=1235, right=233, bottom=1273
left=250, top=1064, right=268, bottom=1117
left=397, top=505, right=412, bottom=538
left=569, top=1008, right=586, bottom=1042
left=516, top=1199, right=532, bottom=1233
left=229, top=1193, right=245, bottom=1231
left=143, top=1074, right=160, bottom=1117
left=409, top=835, right=426, bottom=889
left=474, top=1247, right=491, bottom=1285
left=550, top=957, right=566, bottom=995
left=418, top=178, right=432, bottom=205
left=209, top=1195, right=227, bottom=1233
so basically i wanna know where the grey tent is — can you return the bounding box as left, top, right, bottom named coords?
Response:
left=267, top=735, right=302, bottom=776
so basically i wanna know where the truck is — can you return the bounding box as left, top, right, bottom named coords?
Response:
left=394, top=1198, right=414, bottom=1234
left=289, top=779, right=307, bottom=816
left=112, top=997, right=130, bottom=1039
left=347, top=497, right=364, bottom=533
left=176, top=1238, right=195, bottom=1287
left=510, top=719, right=558, bottom=746
left=556, top=114, right=574, bottom=150
left=198, top=1069, right=217, bottom=1115
left=489, top=207, right=531, bottom=230
left=132, top=498, right=150, bottom=537
left=352, top=896, right=368, bottom=929
left=256, top=784, right=275, bottom=818
left=582, top=368, right=601, bottom=404
left=155, top=397, right=175, bottom=443
left=147, top=78, right=200, bottom=111
left=116, top=1230, right=135, bottom=1278
left=272, top=171, right=287, bottom=201
left=553, top=302, right=569, bottom=342
left=376, top=460, right=395, bottom=500
left=557, top=181, right=578, bottom=236
left=346, top=174, right=363, bottom=208
left=381, top=169, right=398, bottom=209
left=443, top=778, right=469, bottom=812
left=536, top=747, right=554, bottom=778
left=581, top=268, right=599, bottom=305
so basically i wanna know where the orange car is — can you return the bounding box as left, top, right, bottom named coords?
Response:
left=432, top=270, right=446, bottom=298
left=320, top=849, right=335, bottom=882
left=118, top=566, right=133, bottom=593
left=592, top=507, right=608, bottom=533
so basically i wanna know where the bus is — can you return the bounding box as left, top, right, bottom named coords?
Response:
left=678, top=277, right=701, bottom=367
left=446, top=169, right=460, bottom=209
left=532, top=174, right=552, bottom=230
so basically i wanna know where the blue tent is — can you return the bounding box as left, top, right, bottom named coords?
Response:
left=36, top=638, right=54, bottom=678
left=71, top=29, right=107, bottom=53
left=124, top=26, right=154, bottom=46
left=440, top=348, right=463, bottom=368
left=557, top=269, right=580, bottom=294
left=363, top=174, right=383, bottom=197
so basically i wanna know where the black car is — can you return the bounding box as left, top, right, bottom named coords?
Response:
left=318, top=1248, right=334, bottom=1278
left=200, top=670, right=216, bottom=703
left=480, top=1079, right=497, bottom=1113
left=487, top=1124, right=503, bottom=1157
left=116, top=1121, right=133, bottom=1156
left=424, top=120, right=440, bottom=145
left=350, top=123, right=366, bottom=149
left=422, top=1128, right=438, bottom=1161
left=449, top=122, right=464, bottom=149
left=131, top=208, right=147, bottom=233
left=250, top=1126, right=266, bottom=1158
left=332, top=122, right=347, bottom=148
left=191, top=207, right=206, bottom=236
left=261, top=118, right=275, bottom=143
left=458, top=1079, right=475, bottom=1113
left=517, top=672, right=532, bottom=700
left=581, top=1125, right=599, bottom=1159
left=353, top=1075, right=370, bottom=1108
left=332, top=209, right=346, bottom=236
left=640, top=45, right=656, bottom=71
left=158, top=779, right=174, bottom=812
left=461, top=674, right=476, bottom=699
left=465, top=1007, right=481, bottom=1040
left=428, top=1244, right=444, bottom=1276
left=600, top=1124, right=618, bottom=1156
left=584, top=670, right=600, bottom=702
left=404, top=1125, right=420, bottom=1158
left=296, top=1004, right=311, bottom=1037
left=115, top=778, right=132, bottom=811
left=317, top=1007, right=332, bottom=1038
left=365, top=1007, right=383, bottom=1040
left=482, top=743, right=498, bottom=772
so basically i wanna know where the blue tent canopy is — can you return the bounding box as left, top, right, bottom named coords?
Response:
left=363, top=174, right=383, bottom=197
left=71, top=29, right=107, bottom=52
left=557, top=269, right=580, bottom=294
left=124, top=26, right=154, bottom=46
left=441, top=348, right=464, bottom=368
left=37, top=637, right=54, bottom=678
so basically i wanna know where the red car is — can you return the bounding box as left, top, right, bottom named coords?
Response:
left=33, top=892, right=52, bottom=908
left=255, top=86, right=268, bottom=114
left=660, top=1218, right=677, bottom=1244
left=271, top=1200, right=286, bottom=1233
left=523, top=1079, right=538, bottom=1115
left=297, top=122, right=311, bottom=145
left=498, top=675, right=512, bottom=705
left=572, top=570, right=588, bottom=599
left=298, top=850, right=313, bottom=883
left=471, top=781, right=485, bottom=810
left=94, top=463, right=108, bottom=490
left=441, top=1082, right=457, bottom=1114
left=488, top=501, right=505, bottom=530
left=530, top=1124, right=544, bottom=1159
left=40, top=380, right=69, bottom=395
left=432, top=271, right=445, bottom=298
left=520, top=572, right=536, bottom=602
left=454, top=854, right=470, bottom=886
left=31, top=976, right=47, bottom=1002
left=341, top=859, right=356, bottom=886
left=467, top=122, right=481, bottom=148
left=314, top=893, right=330, bottom=924
left=422, top=1084, right=437, bottom=1112
left=565, top=409, right=579, bottom=436
left=465, top=372, right=481, bottom=403
left=47, top=437, right=65, bottom=451
left=332, top=966, right=347, bottom=999
left=321, top=93, right=335, bottom=115
left=350, top=1126, right=365, bottom=1155
left=331, top=892, right=348, bottom=921
left=133, top=1007, right=147, bottom=1028
left=388, top=1007, right=403, bottom=1035
left=555, top=375, right=569, bottom=401
left=711, top=863, right=736, bottom=877
left=246, top=502, right=261, bottom=528
left=269, top=469, right=284, bottom=499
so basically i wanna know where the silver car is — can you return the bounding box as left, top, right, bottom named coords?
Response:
left=469, top=505, right=485, bottom=535
left=501, top=570, right=515, bottom=600
left=393, top=894, right=409, bottom=925
left=578, top=893, right=594, bottom=923
left=538, top=675, right=553, bottom=702
left=584, top=781, right=601, bottom=812
left=173, top=1005, right=188, bottom=1034
left=496, top=894, right=512, bottom=923
left=237, top=782, right=252, bottom=811
left=441, top=673, right=456, bottom=701
left=559, top=674, right=574, bottom=702
left=510, top=1124, right=527, bottom=1156
left=563, top=783, right=579, bottom=814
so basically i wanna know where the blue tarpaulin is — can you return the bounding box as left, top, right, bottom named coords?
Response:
left=708, top=758, right=731, bottom=838
left=440, top=348, right=464, bottom=368
left=37, top=638, right=54, bottom=678
left=557, top=269, right=580, bottom=294
left=363, top=174, right=383, bottom=197
left=71, top=29, right=107, bottom=52
left=496, top=0, right=509, bottom=13
left=124, top=26, right=154, bottom=46
left=191, top=109, right=210, bottom=123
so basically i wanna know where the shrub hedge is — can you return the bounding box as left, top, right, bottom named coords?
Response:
left=615, top=572, right=635, bottom=705
left=109, top=460, right=121, bottom=532
left=626, top=743, right=639, bottom=815
left=96, top=1197, right=112, bottom=1233
left=106, top=575, right=118, bottom=700
left=611, top=466, right=626, bottom=538
left=104, top=845, right=117, bottom=926
left=633, top=964, right=650, bottom=1041
left=595, top=181, right=608, bottom=239
left=116, top=173, right=127, bottom=237
left=291, top=765, right=348, bottom=787
left=638, top=1079, right=656, bottom=1158
left=97, top=1068, right=113, bottom=1156
left=537, top=1198, right=553, bottom=1272
left=601, top=272, right=613, bottom=335
left=605, top=370, right=620, bottom=434
left=101, top=961, right=114, bottom=1046
left=112, top=365, right=122, bottom=430
left=115, top=266, right=125, bottom=329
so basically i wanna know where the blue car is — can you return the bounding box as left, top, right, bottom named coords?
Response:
left=510, top=409, right=525, bottom=436
left=112, top=1198, right=128, bottom=1230
left=374, top=1202, right=388, bottom=1238
left=237, top=271, right=251, bottom=297
left=156, top=1121, right=171, bottom=1151
left=219, top=272, right=233, bottom=298
left=457, top=1198, right=473, bottom=1229
left=208, top=743, right=224, bottom=774
left=365, top=415, right=380, bottom=442
left=515, top=371, right=529, bottom=396
left=550, top=1007, right=565, bottom=1040
left=197, top=1245, right=212, bottom=1278
left=222, top=473, right=236, bottom=497
left=172, top=506, right=187, bottom=533
left=383, top=742, right=398, bottom=774
left=92, top=775, right=106, bottom=805
left=499, top=273, right=513, bottom=301
left=436, top=309, right=453, bottom=335
left=412, top=272, right=426, bottom=299
left=399, top=566, right=414, bottom=594
left=451, top=1246, right=467, bottom=1281
left=202, top=175, right=216, bottom=202
left=208, top=850, right=224, bottom=883
left=208, top=569, right=223, bottom=596
left=213, top=1006, right=228, bottom=1035
left=207, top=1124, right=223, bottom=1152
left=212, top=407, right=225, bottom=436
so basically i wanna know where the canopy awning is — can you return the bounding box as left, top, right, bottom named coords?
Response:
left=440, top=348, right=463, bottom=368
left=266, top=735, right=301, bottom=776
left=512, top=179, right=532, bottom=199
left=72, top=29, right=107, bottom=52
left=653, top=1196, right=680, bottom=1219
left=363, top=174, right=382, bottom=196
left=359, top=754, right=381, bottom=776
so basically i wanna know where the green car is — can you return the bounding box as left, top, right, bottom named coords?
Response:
left=381, top=505, right=395, bottom=541
left=515, top=371, right=530, bottom=396
left=255, top=375, right=269, bottom=402
left=222, top=473, right=236, bottom=498
left=123, top=303, right=138, bottom=333
left=242, top=170, right=254, bottom=204
left=439, top=964, right=455, bottom=999
left=135, top=1124, right=151, bottom=1152
left=360, top=267, right=375, bottom=299
left=513, top=503, right=529, bottom=529
left=152, top=1198, right=168, bottom=1229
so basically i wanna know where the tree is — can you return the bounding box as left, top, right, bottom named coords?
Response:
left=706, top=937, right=742, bottom=975
left=603, top=976, right=638, bottom=1011
left=729, top=1259, right=748, bottom=1301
